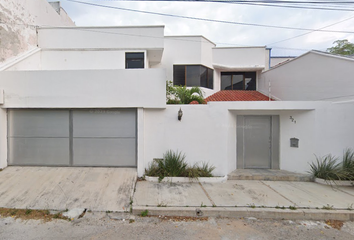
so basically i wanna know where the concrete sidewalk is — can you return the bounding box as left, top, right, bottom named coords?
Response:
left=133, top=180, right=354, bottom=221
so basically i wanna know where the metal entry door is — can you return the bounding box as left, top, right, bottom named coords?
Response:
left=237, top=115, right=279, bottom=169
left=244, top=116, right=271, bottom=168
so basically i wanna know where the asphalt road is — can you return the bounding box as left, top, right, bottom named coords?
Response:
left=1, top=212, right=354, bottom=240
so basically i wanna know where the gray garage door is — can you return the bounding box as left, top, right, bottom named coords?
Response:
left=8, top=109, right=136, bottom=167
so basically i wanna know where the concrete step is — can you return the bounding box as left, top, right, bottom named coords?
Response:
left=227, top=169, right=313, bottom=182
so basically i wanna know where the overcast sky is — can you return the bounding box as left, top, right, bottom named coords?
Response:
left=57, top=0, right=354, bottom=56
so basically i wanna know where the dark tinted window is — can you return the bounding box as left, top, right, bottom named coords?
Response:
left=173, top=65, right=185, bottom=86
left=126, top=52, right=144, bottom=69
left=186, top=66, right=201, bottom=87
left=221, top=72, right=256, bottom=90
left=221, top=75, right=232, bottom=90
left=173, top=65, right=214, bottom=89
left=245, top=72, right=256, bottom=90
left=207, top=68, right=213, bottom=89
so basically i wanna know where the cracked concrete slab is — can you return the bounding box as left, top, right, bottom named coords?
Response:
left=133, top=181, right=211, bottom=207
left=201, top=180, right=293, bottom=207
left=263, top=181, right=354, bottom=209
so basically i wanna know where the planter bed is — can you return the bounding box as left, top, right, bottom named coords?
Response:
left=145, top=175, right=227, bottom=183
left=314, top=178, right=354, bottom=187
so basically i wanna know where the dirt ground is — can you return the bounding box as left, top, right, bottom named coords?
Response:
left=1, top=212, right=354, bottom=240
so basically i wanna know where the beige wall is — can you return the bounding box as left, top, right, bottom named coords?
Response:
left=0, top=0, right=74, bottom=63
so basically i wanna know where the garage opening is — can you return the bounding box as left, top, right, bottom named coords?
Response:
left=8, top=109, right=137, bottom=167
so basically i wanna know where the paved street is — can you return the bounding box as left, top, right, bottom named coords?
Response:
left=1, top=212, right=354, bottom=240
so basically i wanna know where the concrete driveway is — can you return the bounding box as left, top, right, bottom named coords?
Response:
left=0, top=167, right=137, bottom=212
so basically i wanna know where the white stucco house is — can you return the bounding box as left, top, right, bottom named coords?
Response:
left=1, top=22, right=353, bottom=177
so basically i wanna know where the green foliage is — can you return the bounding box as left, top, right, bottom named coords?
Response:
left=341, top=148, right=354, bottom=180
left=309, top=154, right=344, bottom=181
left=322, top=204, right=334, bottom=210
left=309, top=149, right=354, bottom=181
left=140, top=210, right=148, bottom=217
left=327, top=39, right=354, bottom=56
left=166, top=81, right=205, bottom=104
left=145, top=150, right=216, bottom=180
left=25, top=209, right=32, bottom=215
left=161, top=150, right=188, bottom=177
left=289, top=206, right=297, bottom=210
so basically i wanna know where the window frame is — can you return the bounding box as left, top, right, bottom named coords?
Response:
left=220, top=71, right=257, bottom=90
left=173, top=64, right=214, bottom=90
left=125, top=52, right=145, bottom=69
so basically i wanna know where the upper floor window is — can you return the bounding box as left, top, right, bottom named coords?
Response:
left=173, top=65, right=213, bottom=89
left=126, top=52, right=144, bottom=69
left=221, top=72, right=256, bottom=90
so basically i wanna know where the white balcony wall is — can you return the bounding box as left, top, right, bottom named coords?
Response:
left=0, top=69, right=166, bottom=108
left=155, top=36, right=215, bottom=83
left=38, top=26, right=164, bottom=50
left=213, top=47, right=268, bottom=69
left=4, top=49, right=151, bottom=71
left=40, top=50, right=141, bottom=70
left=259, top=51, right=354, bottom=101
left=4, top=50, right=41, bottom=71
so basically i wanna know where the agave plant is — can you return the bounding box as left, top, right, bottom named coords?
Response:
left=145, top=150, right=215, bottom=181
left=341, top=148, right=354, bottom=180
left=309, top=154, right=345, bottom=181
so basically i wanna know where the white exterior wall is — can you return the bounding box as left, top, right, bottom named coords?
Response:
left=142, top=104, right=234, bottom=177
left=314, top=101, right=354, bottom=158
left=0, top=0, right=74, bottom=63
left=155, top=36, right=210, bottom=82
left=259, top=51, right=354, bottom=101
left=212, top=47, right=268, bottom=69
left=2, top=49, right=41, bottom=71
left=4, top=49, right=152, bottom=71
left=40, top=50, right=126, bottom=70
left=140, top=101, right=352, bottom=177
left=38, top=26, right=164, bottom=50
left=0, top=69, right=166, bottom=108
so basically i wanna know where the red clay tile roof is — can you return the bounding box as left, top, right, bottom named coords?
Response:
left=205, top=90, right=272, bottom=102
left=189, top=101, right=199, bottom=104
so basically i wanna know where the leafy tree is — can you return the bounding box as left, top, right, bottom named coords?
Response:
left=166, top=81, right=205, bottom=104
left=327, top=39, right=354, bottom=56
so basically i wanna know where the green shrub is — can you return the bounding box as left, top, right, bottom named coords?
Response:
left=162, top=150, right=188, bottom=177
left=309, top=154, right=344, bottom=181
left=197, top=162, right=216, bottom=177
left=342, top=148, right=354, bottom=180
left=145, top=150, right=215, bottom=180
left=309, top=149, right=354, bottom=181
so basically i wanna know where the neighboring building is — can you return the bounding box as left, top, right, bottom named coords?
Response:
left=270, top=56, right=295, bottom=68
left=0, top=0, right=74, bottom=63
left=1, top=9, right=353, bottom=177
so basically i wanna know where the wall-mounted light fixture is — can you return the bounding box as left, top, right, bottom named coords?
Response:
left=178, top=108, right=183, bottom=121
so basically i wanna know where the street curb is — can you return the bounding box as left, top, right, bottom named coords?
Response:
left=133, top=206, right=354, bottom=221
left=145, top=176, right=227, bottom=183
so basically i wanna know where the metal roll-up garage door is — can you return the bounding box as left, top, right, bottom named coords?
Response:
left=8, top=109, right=136, bottom=167
left=72, top=109, right=136, bottom=167
left=8, top=109, right=70, bottom=166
